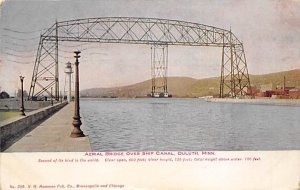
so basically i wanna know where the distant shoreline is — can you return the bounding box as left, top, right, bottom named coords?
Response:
left=206, top=98, right=300, bottom=107
left=80, top=97, right=300, bottom=106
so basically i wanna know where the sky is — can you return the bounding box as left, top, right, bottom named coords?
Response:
left=0, top=0, right=300, bottom=95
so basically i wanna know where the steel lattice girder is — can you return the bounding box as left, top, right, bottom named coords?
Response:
left=28, top=17, right=252, bottom=100
left=42, top=17, right=240, bottom=46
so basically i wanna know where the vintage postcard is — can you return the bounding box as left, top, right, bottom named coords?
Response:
left=0, top=0, right=299, bottom=189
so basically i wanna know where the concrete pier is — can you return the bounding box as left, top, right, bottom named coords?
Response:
left=4, top=102, right=91, bottom=152
left=1, top=102, right=68, bottom=150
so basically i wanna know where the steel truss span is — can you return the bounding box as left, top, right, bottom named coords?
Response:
left=28, top=17, right=252, bottom=100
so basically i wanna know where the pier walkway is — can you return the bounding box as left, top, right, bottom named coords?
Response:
left=5, top=102, right=92, bottom=152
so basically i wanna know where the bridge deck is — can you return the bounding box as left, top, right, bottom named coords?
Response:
left=5, top=102, right=92, bottom=152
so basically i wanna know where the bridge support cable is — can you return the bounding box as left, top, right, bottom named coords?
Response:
left=27, top=17, right=252, bottom=100
left=151, top=44, right=168, bottom=97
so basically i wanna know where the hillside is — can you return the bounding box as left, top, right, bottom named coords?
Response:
left=80, top=69, right=300, bottom=98
left=250, top=69, right=300, bottom=89
left=81, top=77, right=198, bottom=98
left=188, top=69, right=300, bottom=97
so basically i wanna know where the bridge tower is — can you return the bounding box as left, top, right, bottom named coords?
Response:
left=220, top=30, right=251, bottom=98
left=151, top=44, right=168, bottom=98
left=28, top=25, right=59, bottom=101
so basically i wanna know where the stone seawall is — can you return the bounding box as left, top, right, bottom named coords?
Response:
left=0, top=99, right=52, bottom=110
left=0, top=102, right=67, bottom=151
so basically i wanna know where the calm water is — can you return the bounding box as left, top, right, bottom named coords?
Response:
left=81, top=98, right=300, bottom=151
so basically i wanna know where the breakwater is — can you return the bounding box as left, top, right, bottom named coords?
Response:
left=0, top=102, right=67, bottom=151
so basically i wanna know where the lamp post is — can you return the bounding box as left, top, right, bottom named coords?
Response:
left=70, top=51, right=85, bottom=138
left=60, top=91, right=63, bottom=103
left=51, top=87, right=53, bottom=106
left=19, top=76, right=25, bottom=116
